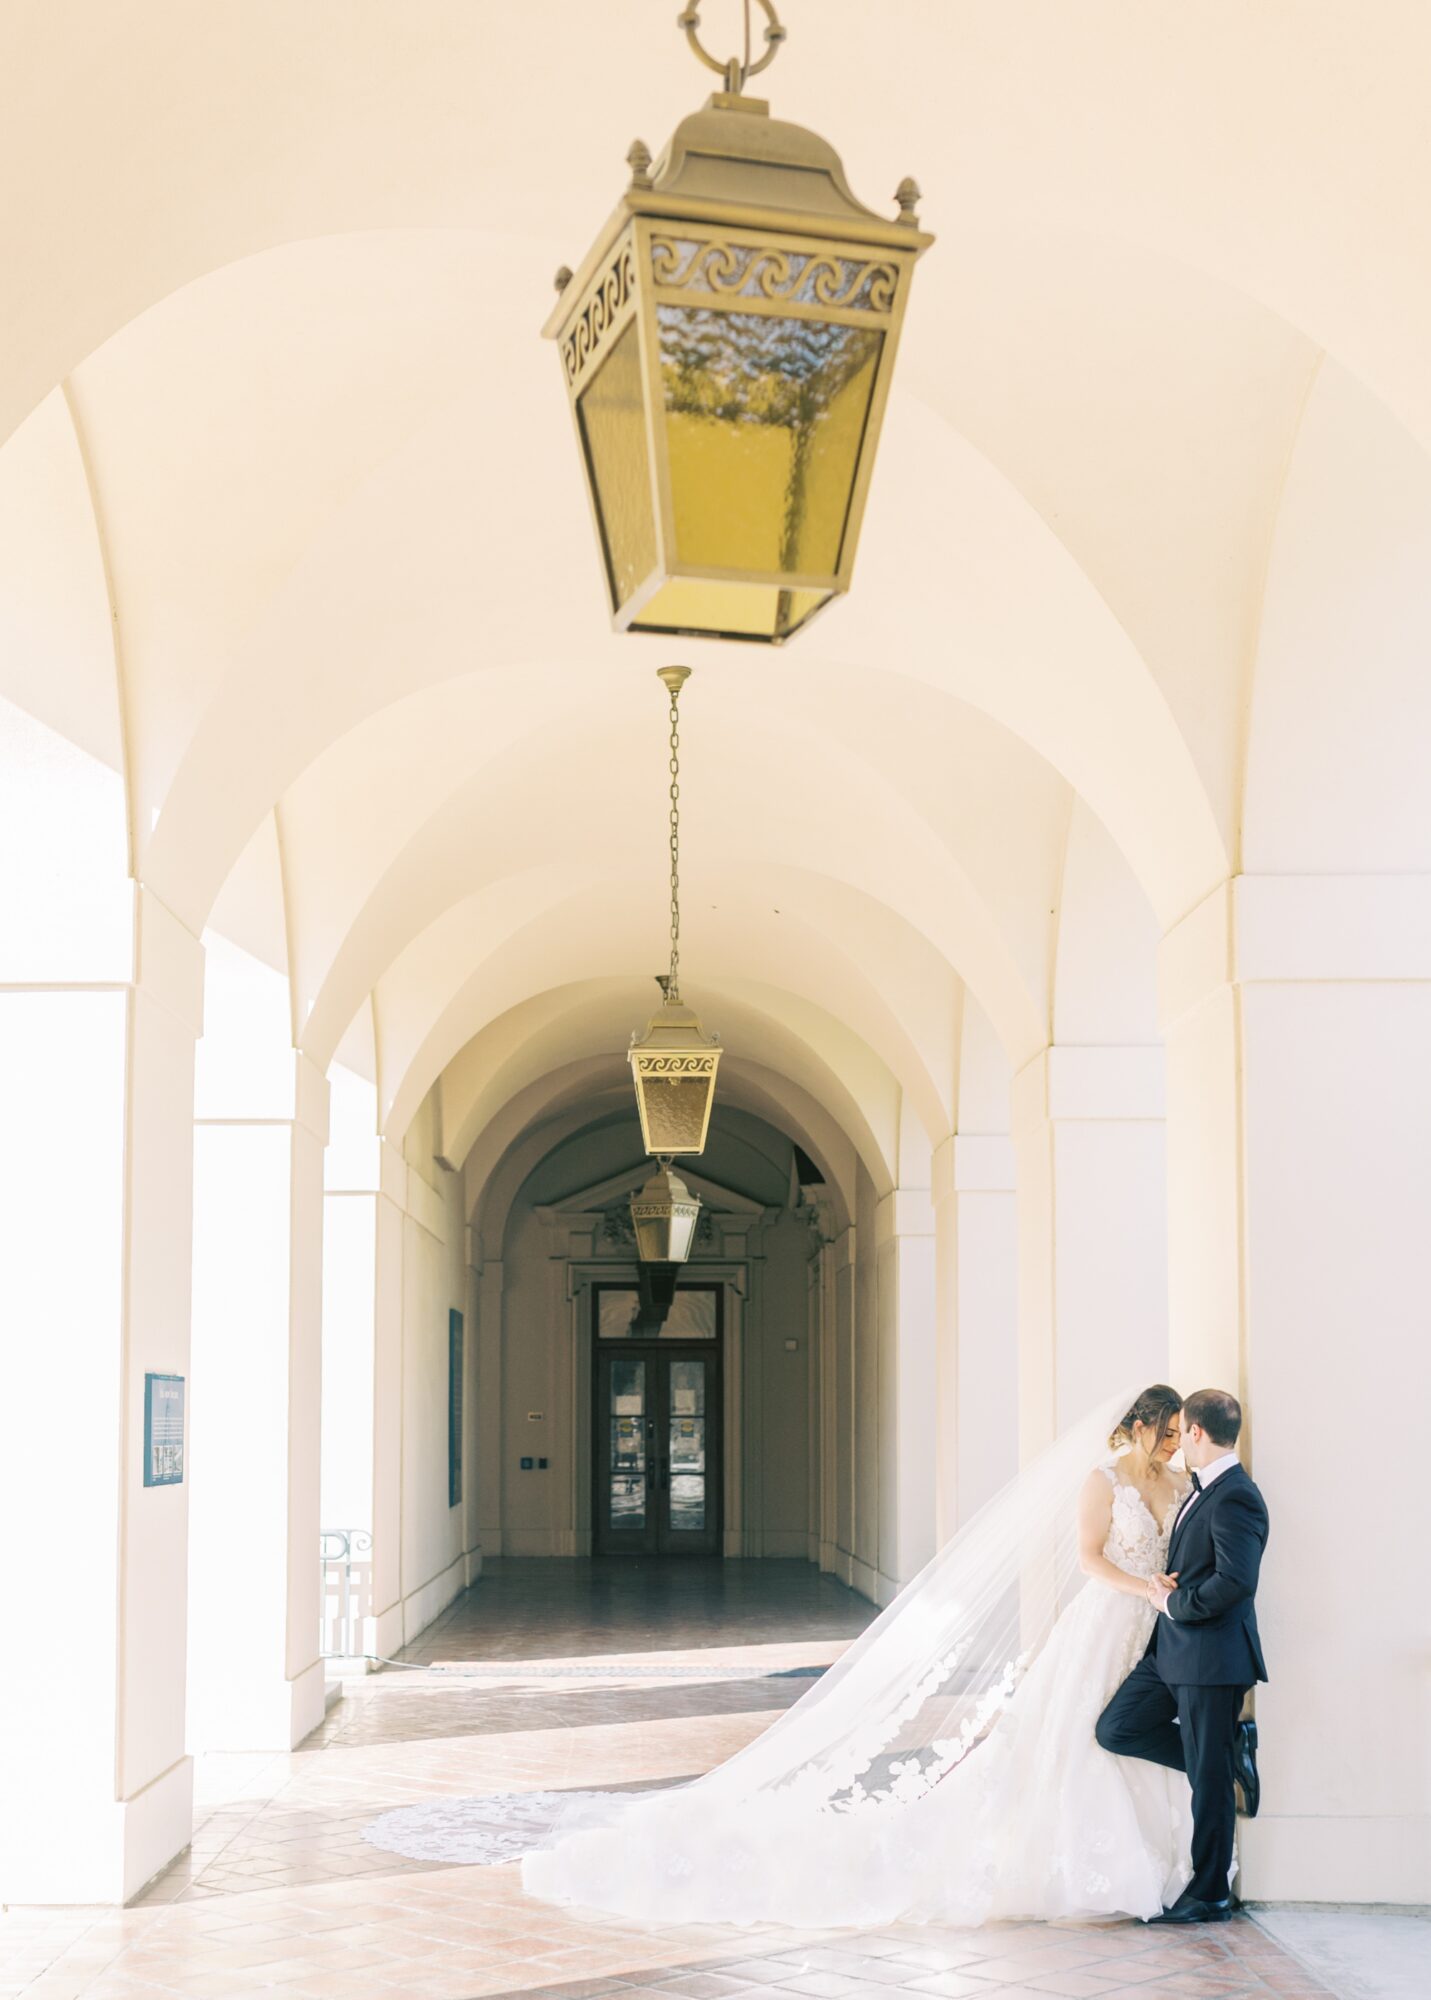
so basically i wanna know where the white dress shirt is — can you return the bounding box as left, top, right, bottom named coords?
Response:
left=1173, top=1449, right=1241, bottom=1531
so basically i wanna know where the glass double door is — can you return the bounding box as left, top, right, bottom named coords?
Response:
left=595, top=1345, right=721, bottom=1555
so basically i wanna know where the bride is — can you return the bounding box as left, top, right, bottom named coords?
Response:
left=368, top=1384, right=1198, bottom=1927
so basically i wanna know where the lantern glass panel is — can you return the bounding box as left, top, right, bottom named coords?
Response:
left=578, top=320, right=657, bottom=611
left=631, top=1205, right=700, bottom=1264
left=636, top=1071, right=716, bottom=1155
left=655, top=304, right=882, bottom=574
left=632, top=577, right=832, bottom=644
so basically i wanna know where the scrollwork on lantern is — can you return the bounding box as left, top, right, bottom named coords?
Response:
left=630, top=1052, right=720, bottom=1078
left=650, top=235, right=899, bottom=315
left=562, top=241, right=637, bottom=389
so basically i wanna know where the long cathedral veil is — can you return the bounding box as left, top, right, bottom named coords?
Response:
left=512, top=1384, right=1141, bottom=1925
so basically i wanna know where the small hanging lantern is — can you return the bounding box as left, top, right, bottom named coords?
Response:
left=544, top=0, right=932, bottom=646
left=629, top=1159, right=703, bottom=1267
left=628, top=666, right=722, bottom=1157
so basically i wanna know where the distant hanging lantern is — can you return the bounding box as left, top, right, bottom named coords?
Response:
left=628, top=666, right=721, bottom=1165
left=544, top=0, right=932, bottom=646
left=629, top=1159, right=703, bottom=1267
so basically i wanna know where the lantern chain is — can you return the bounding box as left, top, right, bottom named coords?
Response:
left=668, top=676, right=682, bottom=1004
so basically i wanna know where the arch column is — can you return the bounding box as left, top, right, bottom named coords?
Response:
left=475, top=1257, right=505, bottom=1561
left=874, top=1189, right=938, bottom=1593
left=808, top=1212, right=842, bottom=1575
left=1161, top=875, right=1431, bottom=1905
left=321, top=1125, right=406, bottom=1662
left=1012, top=1044, right=1169, bottom=1459
left=933, top=1134, right=1020, bottom=1537
left=0, top=887, right=203, bottom=1902
left=189, top=1048, right=329, bottom=1750
left=827, top=1225, right=858, bottom=1582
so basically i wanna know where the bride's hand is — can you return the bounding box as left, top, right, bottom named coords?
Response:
left=1151, top=1571, right=1177, bottom=1592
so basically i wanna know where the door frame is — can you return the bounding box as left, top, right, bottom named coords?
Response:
left=565, top=1261, right=749, bottom=1557
left=592, top=1304, right=725, bottom=1554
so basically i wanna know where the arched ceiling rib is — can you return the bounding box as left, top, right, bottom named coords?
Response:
left=434, top=980, right=903, bottom=1199
left=467, top=1066, right=857, bottom=1259
left=43, top=181, right=1325, bottom=950
left=368, top=885, right=957, bottom=1150
left=104, top=328, right=1224, bottom=942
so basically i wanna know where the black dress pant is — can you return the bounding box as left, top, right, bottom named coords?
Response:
left=1095, top=1657, right=1248, bottom=1903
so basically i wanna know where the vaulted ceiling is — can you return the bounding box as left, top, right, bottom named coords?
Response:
left=6, top=1, right=1431, bottom=1202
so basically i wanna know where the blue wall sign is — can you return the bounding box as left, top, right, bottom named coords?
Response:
left=144, top=1373, right=185, bottom=1487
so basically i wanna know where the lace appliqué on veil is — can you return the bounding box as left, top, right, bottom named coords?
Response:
left=771, top=1636, right=1035, bottom=1818
left=363, top=1789, right=625, bottom=1866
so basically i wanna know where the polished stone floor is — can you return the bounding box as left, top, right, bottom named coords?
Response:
left=0, top=1560, right=1409, bottom=1999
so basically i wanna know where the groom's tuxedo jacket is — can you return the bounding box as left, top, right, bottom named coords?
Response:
left=1150, top=1462, right=1269, bottom=1688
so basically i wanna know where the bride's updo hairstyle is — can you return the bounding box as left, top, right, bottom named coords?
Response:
left=1109, top=1383, right=1183, bottom=1456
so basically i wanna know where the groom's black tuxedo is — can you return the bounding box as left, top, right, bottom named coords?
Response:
left=1096, top=1461, right=1269, bottom=1908
left=1157, top=1463, right=1268, bottom=1687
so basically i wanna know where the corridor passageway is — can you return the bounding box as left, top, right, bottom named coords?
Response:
left=0, top=1561, right=1381, bottom=1997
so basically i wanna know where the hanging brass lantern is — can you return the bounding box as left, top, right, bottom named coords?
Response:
left=544, top=0, right=932, bottom=646
left=629, top=1159, right=702, bottom=1266
left=628, top=666, right=722, bottom=1156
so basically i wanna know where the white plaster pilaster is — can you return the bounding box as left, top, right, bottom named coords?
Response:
left=828, top=1225, right=857, bottom=1582
left=1013, top=1041, right=1168, bottom=1456
left=1160, top=873, right=1431, bottom=1904
left=321, top=1130, right=405, bottom=1662
left=189, top=1049, right=329, bottom=1753
left=932, top=1134, right=1021, bottom=1536
left=873, top=1189, right=937, bottom=1591
left=805, top=1248, right=822, bottom=1563
left=0, top=886, right=203, bottom=1902
left=476, top=1258, right=505, bottom=1559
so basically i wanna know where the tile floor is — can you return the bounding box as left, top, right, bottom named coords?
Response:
left=0, top=1560, right=1399, bottom=2000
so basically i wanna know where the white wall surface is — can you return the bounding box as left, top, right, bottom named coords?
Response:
left=1239, top=979, right=1431, bottom=1903
left=1245, top=358, right=1431, bottom=874
left=1052, top=1119, right=1169, bottom=1427
left=953, top=1188, right=1020, bottom=1520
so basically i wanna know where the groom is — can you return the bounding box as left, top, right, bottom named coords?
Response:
left=1095, top=1387, right=1268, bottom=1925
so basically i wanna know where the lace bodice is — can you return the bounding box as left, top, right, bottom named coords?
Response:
left=1097, top=1462, right=1181, bottom=1579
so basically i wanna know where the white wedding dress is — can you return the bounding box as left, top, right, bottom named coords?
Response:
left=364, top=1395, right=1194, bottom=1928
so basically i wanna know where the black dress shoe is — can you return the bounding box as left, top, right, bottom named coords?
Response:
left=1147, top=1896, right=1234, bottom=1925
left=1234, top=1717, right=1260, bottom=1818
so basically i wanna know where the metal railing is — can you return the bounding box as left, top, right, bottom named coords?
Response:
left=319, top=1527, right=373, bottom=1659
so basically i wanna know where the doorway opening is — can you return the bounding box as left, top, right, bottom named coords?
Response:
left=593, top=1283, right=723, bottom=1555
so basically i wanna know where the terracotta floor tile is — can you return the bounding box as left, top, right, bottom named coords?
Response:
left=1024, top=1973, right=1145, bottom=1999
left=892, top=1975, right=997, bottom=1999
